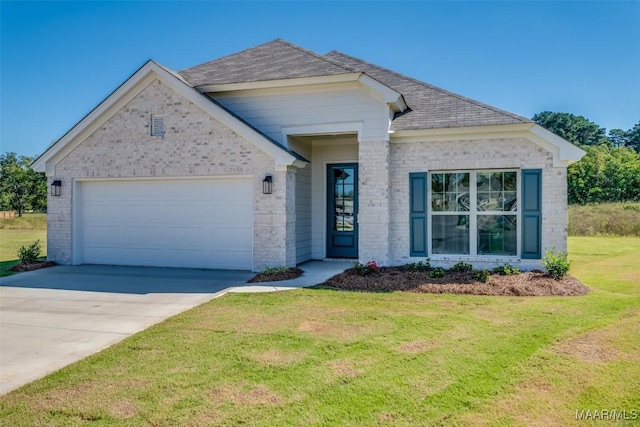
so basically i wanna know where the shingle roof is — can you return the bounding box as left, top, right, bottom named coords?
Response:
left=179, top=39, right=354, bottom=86
left=324, top=51, right=531, bottom=130
left=179, top=39, right=531, bottom=130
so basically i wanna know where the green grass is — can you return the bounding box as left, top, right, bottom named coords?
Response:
left=569, top=202, right=640, bottom=236
left=1, top=237, right=638, bottom=426
left=0, top=213, right=47, bottom=276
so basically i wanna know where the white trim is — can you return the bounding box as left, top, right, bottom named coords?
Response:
left=392, top=123, right=586, bottom=168
left=32, top=61, right=302, bottom=174
left=282, top=122, right=364, bottom=144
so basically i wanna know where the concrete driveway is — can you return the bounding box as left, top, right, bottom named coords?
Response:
left=0, top=265, right=255, bottom=394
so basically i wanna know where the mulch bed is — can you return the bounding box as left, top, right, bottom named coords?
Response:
left=315, top=267, right=589, bottom=296
left=9, top=261, right=57, bottom=272
left=248, top=267, right=304, bottom=283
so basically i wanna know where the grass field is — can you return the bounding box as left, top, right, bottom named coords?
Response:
left=0, top=213, right=47, bottom=276
left=0, top=236, right=638, bottom=426
left=569, top=202, right=640, bottom=236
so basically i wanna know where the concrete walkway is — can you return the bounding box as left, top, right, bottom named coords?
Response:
left=0, top=261, right=351, bottom=394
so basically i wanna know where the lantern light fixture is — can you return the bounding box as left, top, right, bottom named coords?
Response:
left=51, top=180, right=62, bottom=197
left=262, top=175, right=273, bottom=194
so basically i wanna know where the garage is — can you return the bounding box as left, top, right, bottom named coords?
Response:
left=74, top=178, right=253, bottom=270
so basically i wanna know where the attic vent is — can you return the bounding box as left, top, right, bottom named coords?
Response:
left=151, top=115, right=164, bottom=137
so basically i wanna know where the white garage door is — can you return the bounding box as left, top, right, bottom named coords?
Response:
left=75, top=178, right=252, bottom=270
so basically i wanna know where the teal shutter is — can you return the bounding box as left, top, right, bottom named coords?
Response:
left=521, top=169, right=542, bottom=259
left=410, top=173, right=428, bottom=257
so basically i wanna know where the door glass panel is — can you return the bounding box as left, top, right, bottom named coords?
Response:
left=333, top=167, right=355, bottom=232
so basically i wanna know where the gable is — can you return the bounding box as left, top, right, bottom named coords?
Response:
left=32, top=61, right=305, bottom=175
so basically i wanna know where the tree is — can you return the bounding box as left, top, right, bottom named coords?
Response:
left=608, top=128, right=629, bottom=148
left=532, top=111, right=610, bottom=146
left=626, top=121, right=640, bottom=152
left=0, top=152, right=47, bottom=216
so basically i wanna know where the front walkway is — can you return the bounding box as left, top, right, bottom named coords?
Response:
left=0, top=261, right=351, bottom=394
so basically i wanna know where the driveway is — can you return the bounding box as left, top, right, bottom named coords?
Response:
left=0, top=265, right=254, bottom=394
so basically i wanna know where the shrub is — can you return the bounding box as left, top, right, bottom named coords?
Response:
left=405, top=259, right=430, bottom=272
left=353, top=260, right=380, bottom=276
left=493, top=264, right=521, bottom=276
left=451, top=262, right=473, bottom=272
left=18, top=240, right=41, bottom=264
left=262, top=266, right=288, bottom=275
left=429, top=267, right=445, bottom=278
left=475, top=269, right=490, bottom=283
left=542, top=248, right=571, bottom=280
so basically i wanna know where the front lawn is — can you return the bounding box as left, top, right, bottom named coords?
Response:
left=1, top=237, right=639, bottom=426
left=0, top=213, right=47, bottom=276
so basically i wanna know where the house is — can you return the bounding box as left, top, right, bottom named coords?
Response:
left=32, top=39, right=585, bottom=272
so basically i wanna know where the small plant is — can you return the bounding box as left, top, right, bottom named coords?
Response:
left=493, top=264, right=520, bottom=276
left=405, top=259, right=430, bottom=272
left=18, top=240, right=41, bottom=264
left=475, top=269, right=490, bottom=283
left=451, top=261, right=473, bottom=272
left=353, top=260, right=380, bottom=276
left=428, top=267, right=445, bottom=278
left=262, top=266, right=289, bottom=275
left=542, top=248, right=571, bottom=280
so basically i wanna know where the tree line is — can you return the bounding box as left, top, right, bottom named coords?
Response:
left=0, top=112, right=638, bottom=213
left=533, top=112, right=640, bottom=204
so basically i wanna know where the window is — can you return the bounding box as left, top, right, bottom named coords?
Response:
left=151, top=115, right=164, bottom=137
left=430, top=170, right=518, bottom=256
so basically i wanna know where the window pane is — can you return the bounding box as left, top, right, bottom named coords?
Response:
left=432, top=172, right=469, bottom=212
left=477, top=215, right=517, bottom=255
left=477, top=171, right=517, bottom=212
left=432, top=215, right=470, bottom=254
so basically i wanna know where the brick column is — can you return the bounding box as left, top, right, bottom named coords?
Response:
left=358, top=140, right=390, bottom=265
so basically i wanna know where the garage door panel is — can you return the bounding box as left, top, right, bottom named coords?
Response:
left=77, top=179, right=253, bottom=270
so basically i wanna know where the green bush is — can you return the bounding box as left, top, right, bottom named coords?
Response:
left=542, top=248, right=571, bottom=280
left=451, top=262, right=473, bottom=272
left=262, top=266, right=288, bottom=275
left=353, top=260, right=380, bottom=276
left=475, top=269, right=490, bottom=283
left=404, top=259, right=430, bottom=272
left=493, top=264, right=520, bottom=276
left=18, top=240, right=41, bottom=264
left=429, top=267, right=445, bottom=278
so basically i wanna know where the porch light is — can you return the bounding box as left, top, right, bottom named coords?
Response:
left=51, top=180, right=62, bottom=197
left=262, top=175, right=273, bottom=194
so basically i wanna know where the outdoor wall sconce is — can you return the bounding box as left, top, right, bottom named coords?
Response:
left=51, top=180, right=62, bottom=197
left=262, top=175, right=273, bottom=194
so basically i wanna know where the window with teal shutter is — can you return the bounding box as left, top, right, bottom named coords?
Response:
left=409, top=173, right=428, bottom=256
left=521, top=169, right=542, bottom=259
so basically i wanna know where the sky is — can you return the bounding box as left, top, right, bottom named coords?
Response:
left=1, top=1, right=639, bottom=157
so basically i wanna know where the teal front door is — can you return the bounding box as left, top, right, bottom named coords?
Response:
left=327, top=164, right=358, bottom=258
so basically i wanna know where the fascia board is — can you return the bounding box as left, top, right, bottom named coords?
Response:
left=357, top=74, right=407, bottom=112
left=529, top=124, right=586, bottom=164
left=196, top=73, right=362, bottom=93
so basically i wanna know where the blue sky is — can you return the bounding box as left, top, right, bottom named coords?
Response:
left=1, top=1, right=639, bottom=156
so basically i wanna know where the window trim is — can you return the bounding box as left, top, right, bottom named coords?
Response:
left=428, top=169, right=521, bottom=259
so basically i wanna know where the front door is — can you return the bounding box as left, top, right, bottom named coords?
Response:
left=327, top=163, right=358, bottom=258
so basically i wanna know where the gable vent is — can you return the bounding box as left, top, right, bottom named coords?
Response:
left=151, top=115, right=165, bottom=137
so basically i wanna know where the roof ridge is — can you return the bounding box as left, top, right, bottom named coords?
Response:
left=273, top=39, right=356, bottom=74
left=179, top=39, right=285, bottom=73
left=326, top=50, right=530, bottom=124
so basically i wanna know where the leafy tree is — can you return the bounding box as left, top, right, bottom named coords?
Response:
left=532, top=111, right=610, bottom=146
left=0, top=152, right=47, bottom=216
left=568, top=145, right=640, bottom=204
left=626, top=121, right=640, bottom=152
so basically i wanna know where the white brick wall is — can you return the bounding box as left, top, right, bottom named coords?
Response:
left=389, top=137, right=567, bottom=270
left=49, top=79, right=293, bottom=271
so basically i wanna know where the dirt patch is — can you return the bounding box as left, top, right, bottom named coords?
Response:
left=251, top=349, right=307, bottom=366
left=9, top=261, right=57, bottom=272
left=315, top=267, right=589, bottom=296
left=555, top=330, right=625, bottom=363
left=109, top=399, right=138, bottom=419
left=248, top=267, right=303, bottom=283
left=329, top=359, right=362, bottom=378
left=207, top=383, right=284, bottom=406
left=395, top=340, right=439, bottom=353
